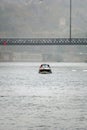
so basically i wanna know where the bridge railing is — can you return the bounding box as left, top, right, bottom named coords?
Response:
left=0, top=38, right=87, bottom=45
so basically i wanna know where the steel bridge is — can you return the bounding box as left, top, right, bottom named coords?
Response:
left=0, top=38, right=87, bottom=45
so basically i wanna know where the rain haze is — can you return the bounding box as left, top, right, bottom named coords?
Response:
left=0, top=0, right=87, bottom=62
left=0, top=1, right=87, bottom=130
left=0, top=0, right=87, bottom=38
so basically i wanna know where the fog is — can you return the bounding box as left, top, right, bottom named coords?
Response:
left=0, top=0, right=87, bottom=38
left=0, top=0, right=87, bottom=62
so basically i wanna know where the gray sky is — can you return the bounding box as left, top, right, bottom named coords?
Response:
left=0, top=0, right=87, bottom=38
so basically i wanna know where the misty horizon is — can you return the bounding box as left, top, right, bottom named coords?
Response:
left=0, top=0, right=87, bottom=38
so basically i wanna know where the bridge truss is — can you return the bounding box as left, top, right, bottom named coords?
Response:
left=0, top=38, right=87, bottom=45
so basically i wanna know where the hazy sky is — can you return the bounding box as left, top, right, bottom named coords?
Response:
left=0, top=0, right=87, bottom=38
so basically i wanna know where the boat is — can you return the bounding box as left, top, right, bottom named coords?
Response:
left=39, top=64, right=52, bottom=74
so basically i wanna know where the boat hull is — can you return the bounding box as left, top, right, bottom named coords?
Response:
left=39, top=69, right=52, bottom=74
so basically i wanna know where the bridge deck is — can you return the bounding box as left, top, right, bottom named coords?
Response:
left=0, top=38, right=87, bottom=45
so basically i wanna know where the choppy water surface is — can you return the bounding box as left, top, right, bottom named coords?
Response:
left=0, top=62, right=87, bottom=130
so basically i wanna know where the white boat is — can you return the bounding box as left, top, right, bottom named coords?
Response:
left=39, top=64, right=52, bottom=74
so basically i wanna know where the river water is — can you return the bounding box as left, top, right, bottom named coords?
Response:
left=0, top=62, right=87, bottom=130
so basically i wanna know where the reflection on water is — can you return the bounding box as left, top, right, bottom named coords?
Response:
left=0, top=62, right=87, bottom=130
